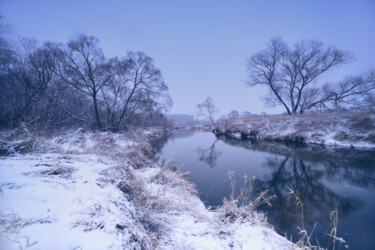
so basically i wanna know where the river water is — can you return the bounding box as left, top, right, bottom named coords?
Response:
left=151, top=130, right=375, bottom=249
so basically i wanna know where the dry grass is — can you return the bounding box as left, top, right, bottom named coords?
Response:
left=0, top=209, right=21, bottom=233
left=287, top=188, right=348, bottom=250
left=287, top=188, right=315, bottom=248
left=71, top=204, right=106, bottom=232
left=0, top=209, right=46, bottom=249
left=326, top=209, right=347, bottom=250
left=39, top=165, right=75, bottom=179
left=228, top=171, right=276, bottom=210
left=125, top=143, right=154, bottom=169
left=218, top=171, right=276, bottom=225
left=150, top=160, right=199, bottom=208
left=152, top=160, right=192, bottom=189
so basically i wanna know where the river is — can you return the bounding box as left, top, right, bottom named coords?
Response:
left=151, top=130, right=375, bottom=249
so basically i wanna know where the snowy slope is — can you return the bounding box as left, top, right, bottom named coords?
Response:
left=0, top=130, right=298, bottom=249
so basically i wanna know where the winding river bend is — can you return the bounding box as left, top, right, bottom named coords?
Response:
left=151, top=130, right=375, bottom=250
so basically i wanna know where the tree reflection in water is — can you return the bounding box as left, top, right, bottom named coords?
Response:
left=219, top=136, right=375, bottom=246
left=152, top=131, right=375, bottom=248
left=195, top=139, right=221, bottom=168
left=261, top=156, right=362, bottom=237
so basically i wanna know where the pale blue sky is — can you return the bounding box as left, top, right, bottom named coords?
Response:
left=1, top=0, right=375, bottom=116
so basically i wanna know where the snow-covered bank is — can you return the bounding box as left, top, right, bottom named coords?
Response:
left=214, top=110, right=375, bottom=148
left=0, top=130, right=297, bottom=249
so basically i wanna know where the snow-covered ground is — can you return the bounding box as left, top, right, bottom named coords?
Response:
left=215, top=110, right=375, bottom=148
left=0, top=130, right=297, bottom=249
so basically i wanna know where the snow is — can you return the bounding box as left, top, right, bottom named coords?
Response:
left=0, top=153, right=128, bottom=249
left=0, top=131, right=298, bottom=249
left=228, top=132, right=242, bottom=139
left=216, top=111, right=375, bottom=149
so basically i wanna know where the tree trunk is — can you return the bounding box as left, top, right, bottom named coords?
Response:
left=92, top=92, right=102, bottom=130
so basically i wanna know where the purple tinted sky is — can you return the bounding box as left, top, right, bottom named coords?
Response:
left=1, top=0, right=375, bottom=116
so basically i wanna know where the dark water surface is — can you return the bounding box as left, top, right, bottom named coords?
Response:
left=151, top=130, right=375, bottom=250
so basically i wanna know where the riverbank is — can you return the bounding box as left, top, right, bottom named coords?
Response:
left=214, top=110, right=375, bottom=148
left=0, top=129, right=297, bottom=249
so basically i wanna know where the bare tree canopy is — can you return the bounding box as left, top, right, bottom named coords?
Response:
left=0, top=39, right=56, bottom=128
left=303, top=71, right=375, bottom=111
left=247, top=38, right=374, bottom=114
left=54, top=34, right=115, bottom=129
left=196, top=97, right=219, bottom=125
left=101, top=51, right=172, bottom=131
left=0, top=32, right=172, bottom=131
left=0, top=17, right=12, bottom=74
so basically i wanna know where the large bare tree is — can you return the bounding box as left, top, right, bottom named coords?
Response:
left=54, top=35, right=115, bottom=129
left=196, top=97, right=219, bottom=125
left=100, top=51, right=172, bottom=131
left=246, top=38, right=374, bottom=114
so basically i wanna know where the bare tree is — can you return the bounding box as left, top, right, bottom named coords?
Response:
left=100, top=51, right=172, bottom=131
left=0, top=17, right=14, bottom=127
left=196, top=97, right=219, bottom=125
left=54, top=35, right=115, bottom=129
left=246, top=38, right=360, bottom=114
left=1, top=40, right=56, bottom=128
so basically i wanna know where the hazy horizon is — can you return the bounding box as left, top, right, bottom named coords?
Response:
left=2, top=0, right=374, bottom=117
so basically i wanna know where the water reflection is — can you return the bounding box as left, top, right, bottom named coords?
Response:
left=261, top=156, right=362, bottom=236
left=195, top=139, right=221, bottom=168
left=218, top=136, right=375, bottom=247
left=151, top=129, right=194, bottom=156
left=152, top=131, right=375, bottom=249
